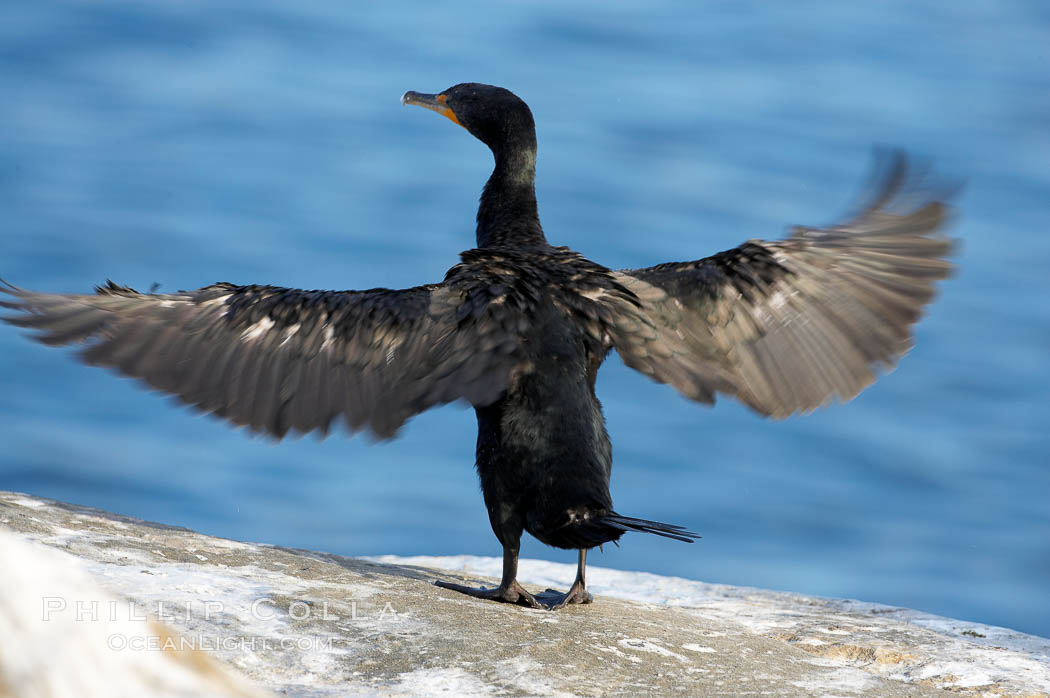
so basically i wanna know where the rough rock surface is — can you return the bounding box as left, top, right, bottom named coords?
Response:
left=1, top=491, right=1047, bottom=697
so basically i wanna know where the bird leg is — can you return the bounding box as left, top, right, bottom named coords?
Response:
left=434, top=544, right=542, bottom=609
left=536, top=549, right=594, bottom=610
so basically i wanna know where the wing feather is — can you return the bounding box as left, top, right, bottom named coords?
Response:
left=609, top=153, right=955, bottom=418
left=1, top=265, right=534, bottom=439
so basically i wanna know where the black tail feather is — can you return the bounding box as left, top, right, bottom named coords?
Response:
left=600, top=513, right=700, bottom=543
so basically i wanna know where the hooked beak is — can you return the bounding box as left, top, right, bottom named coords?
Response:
left=401, top=90, right=462, bottom=127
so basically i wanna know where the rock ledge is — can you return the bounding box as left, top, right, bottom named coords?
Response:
left=1, top=491, right=1047, bottom=697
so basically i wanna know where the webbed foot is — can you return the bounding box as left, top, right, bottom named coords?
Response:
left=535, top=578, right=593, bottom=610
left=434, top=579, right=543, bottom=609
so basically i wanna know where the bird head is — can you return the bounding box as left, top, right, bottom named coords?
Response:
left=402, top=83, right=536, bottom=156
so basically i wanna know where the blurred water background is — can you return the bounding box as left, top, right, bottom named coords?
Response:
left=1, top=1, right=1048, bottom=637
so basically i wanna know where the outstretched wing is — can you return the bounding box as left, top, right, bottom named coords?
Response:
left=609, top=154, right=955, bottom=418
left=1, top=266, right=529, bottom=439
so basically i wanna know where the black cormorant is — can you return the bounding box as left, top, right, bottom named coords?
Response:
left=1, top=83, right=953, bottom=610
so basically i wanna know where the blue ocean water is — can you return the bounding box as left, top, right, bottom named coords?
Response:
left=1, top=0, right=1048, bottom=637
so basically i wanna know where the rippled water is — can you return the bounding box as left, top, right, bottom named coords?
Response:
left=1, top=1, right=1048, bottom=637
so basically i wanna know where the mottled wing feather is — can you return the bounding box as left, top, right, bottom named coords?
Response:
left=610, top=155, right=955, bottom=418
left=0, top=268, right=529, bottom=440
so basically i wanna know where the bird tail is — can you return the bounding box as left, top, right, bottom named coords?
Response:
left=600, top=514, right=700, bottom=543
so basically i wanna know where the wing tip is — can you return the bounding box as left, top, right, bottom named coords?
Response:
left=823, top=149, right=962, bottom=238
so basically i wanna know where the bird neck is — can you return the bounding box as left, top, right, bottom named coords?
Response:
left=476, top=147, right=547, bottom=248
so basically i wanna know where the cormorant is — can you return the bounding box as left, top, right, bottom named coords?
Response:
left=1, top=83, right=953, bottom=610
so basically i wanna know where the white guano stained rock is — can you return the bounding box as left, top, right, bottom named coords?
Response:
left=1, top=491, right=1047, bottom=698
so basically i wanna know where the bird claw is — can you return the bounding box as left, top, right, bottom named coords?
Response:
left=433, top=579, right=543, bottom=609
left=535, top=580, right=593, bottom=610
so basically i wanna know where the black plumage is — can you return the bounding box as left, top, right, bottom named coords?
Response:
left=2, top=83, right=953, bottom=609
